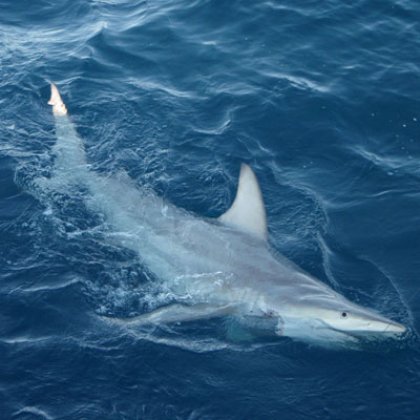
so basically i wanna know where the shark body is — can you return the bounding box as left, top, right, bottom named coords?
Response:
left=47, top=84, right=406, bottom=346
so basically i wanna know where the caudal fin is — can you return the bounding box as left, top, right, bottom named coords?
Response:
left=48, top=83, right=67, bottom=116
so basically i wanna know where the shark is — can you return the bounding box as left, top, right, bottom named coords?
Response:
left=47, top=83, right=406, bottom=347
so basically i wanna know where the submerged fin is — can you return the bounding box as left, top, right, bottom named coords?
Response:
left=48, top=83, right=68, bottom=116
left=106, top=303, right=234, bottom=327
left=224, top=318, right=255, bottom=342
left=219, top=164, right=267, bottom=240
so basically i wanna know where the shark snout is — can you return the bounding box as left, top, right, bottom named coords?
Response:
left=383, top=320, right=406, bottom=334
left=365, top=311, right=407, bottom=335
left=357, top=316, right=407, bottom=336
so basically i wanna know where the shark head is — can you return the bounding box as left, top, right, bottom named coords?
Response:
left=310, top=302, right=406, bottom=335
left=271, top=292, right=406, bottom=345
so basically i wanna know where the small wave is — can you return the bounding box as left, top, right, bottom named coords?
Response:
left=192, top=108, right=232, bottom=135
left=13, top=406, right=54, bottom=420
left=127, top=77, right=201, bottom=100
left=1, top=336, right=52, bottom=346
left=352, top=145, right=420, bottom=178
left=15, top=276, right=81, bottom=294
left=260, top=70, right=332, bottom=93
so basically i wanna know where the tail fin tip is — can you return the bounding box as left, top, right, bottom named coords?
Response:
left=48, top=83, right=68, bottom=116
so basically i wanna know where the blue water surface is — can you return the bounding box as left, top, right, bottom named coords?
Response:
left=1, top=0, right=420, bottom=418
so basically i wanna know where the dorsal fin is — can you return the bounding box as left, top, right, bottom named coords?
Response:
left=219, top=164, right=267, bottom=240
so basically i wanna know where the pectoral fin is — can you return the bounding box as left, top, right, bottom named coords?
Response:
left=106, top=303, right=235, bottom=327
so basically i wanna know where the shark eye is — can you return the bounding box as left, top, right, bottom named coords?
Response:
left=341, top=312, right=348, bottom=318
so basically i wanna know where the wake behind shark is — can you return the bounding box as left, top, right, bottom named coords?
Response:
left=47, top=84, right=406, bottom=347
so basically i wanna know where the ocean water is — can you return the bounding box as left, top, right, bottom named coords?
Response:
left=1, top=0, right=420, bottom=418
